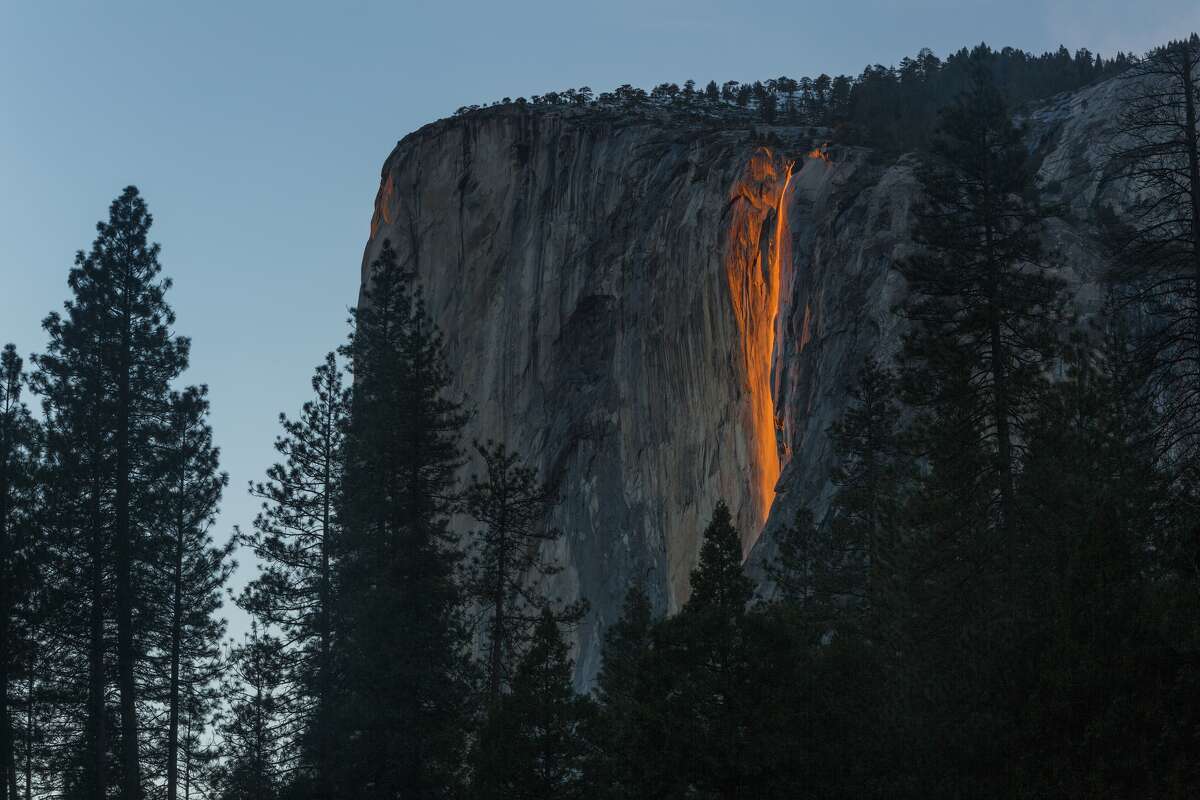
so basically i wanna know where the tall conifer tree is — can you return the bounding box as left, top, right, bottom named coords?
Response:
left=897, top=63, right=1068, bottom=589
left=472, top=610, right=591, bottom=800
left=462, top=441, right=585, bottom=706
left=585, top=585, right=662, bottom=800
left=334, top=239, right=471, bottom=798
left=32, top=186, right=189, bottom=798
left=155, top=386, right=233, bottom=800
left=218, top=625, right=288, bottom=800
left=1104, top=35, right=1200, bottom=471
left=237, top=353, right=347, bottom=794
left=0, top=345, right=38, bottom=800
left=656, top=502, right=760, bottom=798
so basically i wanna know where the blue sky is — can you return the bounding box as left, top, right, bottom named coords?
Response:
left=2, top=0, right=1195, bottom=637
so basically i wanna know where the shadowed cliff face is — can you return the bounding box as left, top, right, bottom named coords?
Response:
left=361, top=75, right=1136, bottom=683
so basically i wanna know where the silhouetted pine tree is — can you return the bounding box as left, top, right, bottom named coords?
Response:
left=333, top=240, right=472, bottom=799
left=653, top=502, right=760, bottom=798
left=33, top=263, right=116, bottom=796
left=1, top=345, right=39, bottom=800
left=237, top=353, right=347, bottom=795
left=769, top=356, right=911, bottom=635
left=154, top=386, right=234, bottom=800
left=583, top=584, right=663, bottom=800
left=218, top=625, right=288, bottom=800
left=824, top=357, right=908, bottom=615
left=32, top=186, right=190, bottom=798
left=1004, top=317, right=1200, bottom=794
left=897, top=62, right=1068, bottom=591
left=889, top=67, right=1072, bottom=790
left=462, top=441, right=585, bottom=707
left=472, top=610, right=591, bottom=800
left=1104, top=34, right=1200, bottom=473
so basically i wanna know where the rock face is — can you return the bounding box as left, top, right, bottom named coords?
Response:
left=361, top=75, right=1136, bottom=684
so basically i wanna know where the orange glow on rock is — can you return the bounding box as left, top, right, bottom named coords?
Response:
left=725, top=149, right=794, bottom=547
left=370, top=173, right=395, bottom=238
left=806, top=144, right=831, bottom=163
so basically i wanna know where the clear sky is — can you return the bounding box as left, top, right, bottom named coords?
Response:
left=2, top=0, right=1195, bottom=637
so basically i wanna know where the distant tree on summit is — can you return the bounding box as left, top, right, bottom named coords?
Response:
left=776, top=76, right=799, bottom=116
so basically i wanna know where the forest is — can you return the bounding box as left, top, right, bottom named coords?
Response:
left=3, top=36, right=1200, bottom=800
left=454, top=42, right=1136, bottom=151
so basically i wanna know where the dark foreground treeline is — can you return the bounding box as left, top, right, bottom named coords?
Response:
left=3, top=36, right=1200, bottom=800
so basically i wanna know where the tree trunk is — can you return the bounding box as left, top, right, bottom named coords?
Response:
left=318, top=407, right=333, bottom=798
left=254, top=656, right=266, bottom=800
left=982, top=154, right=1016, bottom=583
left=182, top=691, right=192, bottom=800
left=1, top=430, right=11, bottom=800
left=87, top=468, right=108, bottom=797
left=165, top=451, right=185, bottom=800
left=115, top=287, right=141, bottom=799
left=23, top=654, right=31, bottom=800
left=488, top=504, right=508, bottom=706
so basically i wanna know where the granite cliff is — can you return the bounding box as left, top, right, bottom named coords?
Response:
left=361, top=73, right=1136, bottom=682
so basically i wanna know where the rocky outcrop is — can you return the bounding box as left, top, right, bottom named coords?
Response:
left=361, top=75, right=1135, bottom=683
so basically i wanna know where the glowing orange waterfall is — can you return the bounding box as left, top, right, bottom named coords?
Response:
left=725, top=149, right=794, bottom=548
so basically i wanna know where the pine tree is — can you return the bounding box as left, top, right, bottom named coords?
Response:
left=1103, top=34, right=1200, bottom=470
left=156, top=387, right=234, bottom=800
left=766, top=507, right=820, bottom=603
left=1009, top=319, right=1200, bottom=794
left=102, top=187, right=188, bottom=799
left=1, top=345, right=38, bottom=800
left=334, top=239, right=472, bottom=798
left=33, top=271, right=115, bottom=796
left=29, top=187, right=189, bottom=797
left=897, top=63, right=1068, bottom=588
left=660, top=501, right=759, bottom=798
left=218, top=625, right=288, bottom=800
left=770, top=357, right=912, bottom=638
left=237, top=353, right=347, bottom=794
left=825, top=357, right=908, bottom=613
left=462, top=441, right=585, bottom=706
left=687, top=501, right=753, bottom=613
left=176, top=680, right=223, bottom=800
left=31, top=186, right=191, bottom=798
left=473, top=610, right=591, bottom=800
left=585, top=584, right=661, bottom=800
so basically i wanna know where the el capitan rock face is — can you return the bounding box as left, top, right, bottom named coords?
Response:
left=361, top=76, right=1133, bottom=683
